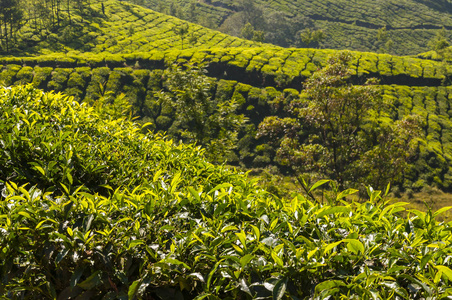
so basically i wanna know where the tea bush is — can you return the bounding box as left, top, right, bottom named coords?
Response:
left=1, top=86, right=452, bottom=299
left=134, top=0, right=452, bottom=55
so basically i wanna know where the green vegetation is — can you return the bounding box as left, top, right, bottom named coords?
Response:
left=3, top=0, right=452, bottom=297
left=2, top=85, right=452, bottom=299
left=0, top=43, right=452, bottom=190
left=129, top=0, right=452, bottom=55
left=257, top=52, right=422, bottom=191
left=2, top=0, right=259, bottom=55
left=157, top=64, right=247, bottom=163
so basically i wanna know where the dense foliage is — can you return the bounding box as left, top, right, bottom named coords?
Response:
left=1, top=0, right=258, bottom=55
left=1, top=44, right=452, bottom=190
left=257, top=52, right=422, bottom=190
left=2, top=0, right=452, bottom=298
left=2, top=85, right=452, bottom=299
left=128, top=0, right=452, bottom=55
left=157, top=64, right=247, bottom=163
left=1, top=0, right=452, bottom=193
left=4, top=0, right=452, bottom=57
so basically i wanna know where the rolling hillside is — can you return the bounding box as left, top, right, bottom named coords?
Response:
left=15, top=0, right=260, bottom=55
left=2, top=0, right=452, bottom=191
left=128, top=0, right=452, bottom=55
left=4, top=1, right=452, bottom=298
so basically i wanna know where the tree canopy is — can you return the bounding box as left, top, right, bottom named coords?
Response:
left=258, top=51, right=422, bottom=190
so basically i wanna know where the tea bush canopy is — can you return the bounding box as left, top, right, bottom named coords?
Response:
left=1, top=85, right=452, bottom=298
left=132, top=0, right=452, bottom=55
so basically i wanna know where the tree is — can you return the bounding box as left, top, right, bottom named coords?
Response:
left=0, top=0, right=23, bottom=52
left=376, top=26, right=393, bottom=53
left=173, top=23, right=189, bottom=49
left=257, top=51, right=421, bottom=190
left=252, top=30, right=265, bottom=42
left=264, top=11, right=292, bottom=47
left=185, top=1, right=197, bottom=22
left=235, top=0, right=265, bottom=29
left=157, top=64, right=247, bottom=163
left=240, top=22, right=254, bottom=40
left=300, top=28, right=325, bottom=48
left=428, top=27, right=450, bottom=58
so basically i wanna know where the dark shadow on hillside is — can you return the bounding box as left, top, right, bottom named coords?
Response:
left=412, top=0, right=452, bottom=13
left=205, top=61, right=443, bottom=90
left=0, top=5, right=107, bottom=56
left=0, top=56, right=443, bottom=91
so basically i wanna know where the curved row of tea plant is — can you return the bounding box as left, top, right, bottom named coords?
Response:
left=15, top=0, right=259, bottom=56
left=2, top=85, right=452, bottom=299
left=2, top=47, right=448, bottom=88
left=130, top=0, right=452, bottom=55
left=0, top=85, right=221, bottom=194
left=2, top=53, right=452, bottom=190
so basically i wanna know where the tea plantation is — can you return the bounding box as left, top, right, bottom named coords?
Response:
left=129, top=0, right=452, bottom=55
left=2, top=0, right=452, bottom=297
left=2, top=45, right=452, bottom=190
left=1, top=85, right=452, bottom=299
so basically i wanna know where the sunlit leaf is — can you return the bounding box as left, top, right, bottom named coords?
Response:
left=433, top=206, right=452, bottom=218
left=343, top=239, right=364, bottom=254
left=435, top=265, right=452, bottom=281
left=308, top=180, right=330, bottom=193
left=336, top=188, right=358, bottom=201
left=317, top=206, right=351, bottom=218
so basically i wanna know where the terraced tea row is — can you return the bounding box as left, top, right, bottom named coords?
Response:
left=18, top=0, right=259, bottom=56
left=2, top=85, right=452, bottom=299
left=3, top=48, right=448, bottom=91
left=2, top=57, right=452, bottom=190
left=258, top=0, right=452, bottom=28
left=131, top=0, right=452, bottom=55
left=384, top=85, right=452, bottom=190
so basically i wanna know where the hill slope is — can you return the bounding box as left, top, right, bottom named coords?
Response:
left=3, top=0, right=452, bottom=191
left=15, top=0, right=260, bottom=55
left=128, top=0, right=452, bottom=55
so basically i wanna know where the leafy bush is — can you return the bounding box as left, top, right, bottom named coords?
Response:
left=14, top=66, right=34, bottom=85
left=1, top=85, right=452, bottom=299
left=47, top=68, right=72, bottom=91
left=31, top=66, right=53, bottom=89
left=0, top=65, right=21, bottom=86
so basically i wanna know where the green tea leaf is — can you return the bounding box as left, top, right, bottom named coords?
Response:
left=323, top=241, right=342, bottom=254
left=235, top=231, right=247, bottom=249
left=188, top=187, right=201, bottom=202
left=207, top=259, right=225, bottom=291
left=272, top=277, right=287, bottom=300
left=315, top=280, right=346, bottom=293
left=343, top=239, right=364, bottom=254
left=308, top=180, right=330, bottom=193
left=128, top=239, right=145, bottom=250
left=240, top=254, right=254, bottom=268
left=170, top=172, right=181, bottom=194
left=271, top=251, right=284, bottom=267
left=433, top=206, right=452, bottom=217
left=336, top=188, right=358, bottom=201
left=435, top=265, right=452, bottom=281
left=128, top=280, right=141, bottom=300
left=163, top=258, right=191, bottom=270
left=221, top=225, right=238, bottom=233
left=33, top=165, right=46, bottom=176
left=77, top=271, right=102, bottom=290
left=317, top=206, right=351, bottom=219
